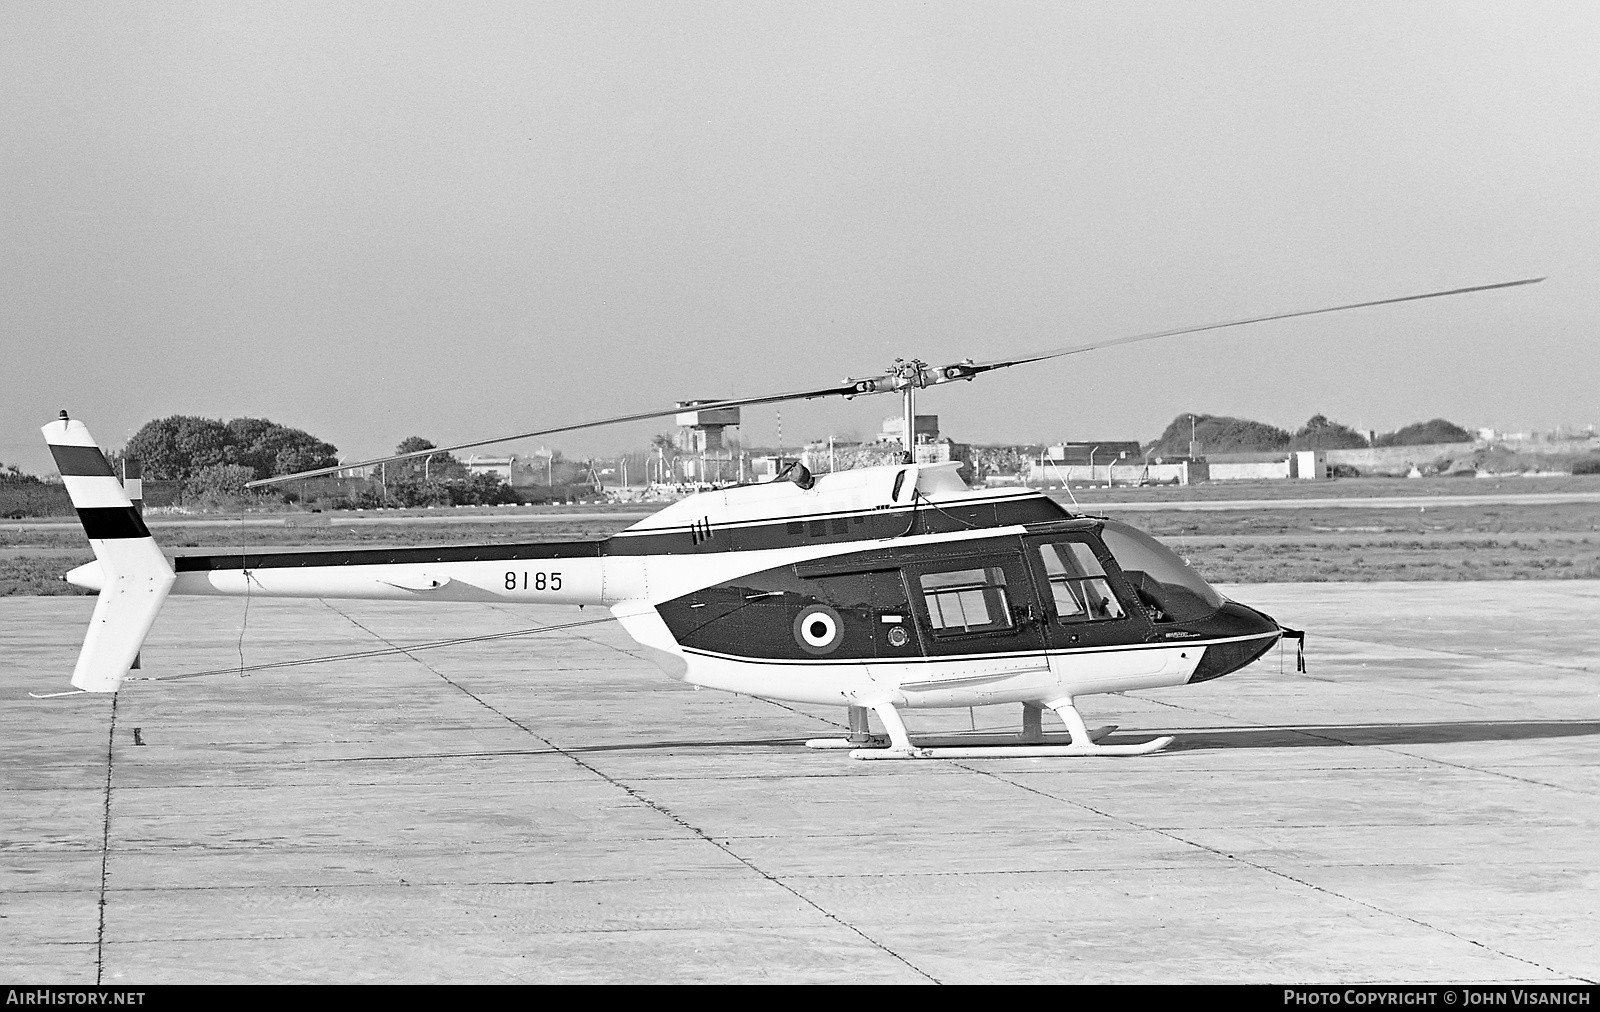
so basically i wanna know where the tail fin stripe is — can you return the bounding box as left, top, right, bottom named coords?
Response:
left=77, top=506, right=152, bottom=540
left=48, top=444, right=117, bottom=477
left=62, top=475, right=138, bottom=509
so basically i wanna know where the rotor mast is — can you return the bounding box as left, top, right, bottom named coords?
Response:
left=850, top=357, right=969, bottom=462
left=901, top=382, right=915, bottom=461
left=896, top=359, right=920, bottom=461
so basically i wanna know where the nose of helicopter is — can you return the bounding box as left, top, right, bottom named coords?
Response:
left=1185, top=600, right=1285, bottom=683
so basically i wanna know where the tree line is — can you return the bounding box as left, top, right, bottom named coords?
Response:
left=108, top=416, right=596, bottom=508
left=1143, top=414, right=1475, bottom=458
left=105, top=417, right=481, bottom=507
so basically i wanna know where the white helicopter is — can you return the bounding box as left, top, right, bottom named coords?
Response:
left=42, top=278, right=1540, bottom=759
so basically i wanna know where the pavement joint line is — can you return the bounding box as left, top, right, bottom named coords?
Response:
left=94, top=692, right=116, bottom=986
left=90, top=924, right=901, bottom=945
left=1127, top=692, right=1600, bottom=799
left=1311, top=631, right=1597, bottom=677
left=761, top=859, right=1582, bottom=877
left=18, top=847, right=1582, bottom=872
left=1344, top=747, right=1600, bottom=800
left=485, top=602, right=647, bottom=663
left=1225, top=716, right=1600, bottom=798
left=1096, top=700, right=1600, bottom=978
left=732, top=675, right=1593, bottom=973
left=949, top=760, right=1581, bottom=983
left=488, top=601, right=852, bottom=734
left=320, top=600, right=942, bottom=985
left=1273, top=650, right=1501, bottom=708
left=82, top=877, right=706, bottom=895
left=1179, top=638, right=1505, bottom=711
left=125, top=618, right=620, bottom=684
left=751, top=696, right=850, bottom=730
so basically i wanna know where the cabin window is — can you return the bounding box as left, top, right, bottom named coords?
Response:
left=918, top=566, right=1014, bottom=634
left=1034, top=541, right=1125, bottom=623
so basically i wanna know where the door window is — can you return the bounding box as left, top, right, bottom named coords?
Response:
left=918, top=566, right=1014, bottom=634
left=1034, top=541, right=1126, bottom=623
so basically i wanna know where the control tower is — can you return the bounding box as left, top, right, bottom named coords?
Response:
left=674, top=401, right=741, bottom=483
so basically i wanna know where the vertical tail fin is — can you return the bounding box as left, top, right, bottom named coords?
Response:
left=43, top=412, right=174, bottom=692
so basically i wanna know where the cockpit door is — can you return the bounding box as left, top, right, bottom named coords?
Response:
left=1022, top=533, right=1153, bottom=650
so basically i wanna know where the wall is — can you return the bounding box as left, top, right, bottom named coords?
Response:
left=1323, top=443, right=1476, bottom=474
left=1026, top=462, right=1196, bottom=485
left=1210, top=460, right=1292, bottom=481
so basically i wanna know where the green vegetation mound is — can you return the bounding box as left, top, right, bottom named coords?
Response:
left=124, top=415, right=339, bottom=482
left=1145, top=414, right=1290, bottom=457
left=1290, top=414, right=1368, bottom=450
left=1374, top=418, right=1472, bottom=447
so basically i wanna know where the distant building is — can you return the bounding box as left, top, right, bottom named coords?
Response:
left=465, top=453, right=580, bottom=487
left=674, top=401, right=741, bottom=483
left=1044, top=441, right=1142, bottom=466
left=879, top=415, right=940, bottom=444
left=750, top=455, right=801, bottom=482
left=465, top=455, right=516, bottom=481
left=913, top=438, right=966, bottom=466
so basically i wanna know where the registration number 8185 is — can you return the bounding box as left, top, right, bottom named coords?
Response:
left=505, top=572, right=563, bottom=591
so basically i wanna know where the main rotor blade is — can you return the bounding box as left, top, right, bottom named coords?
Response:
left=959, top=277, right=1545, bottom=376
left=246, top=275, right=1542, bottom=488
left=245, top=380, right=869, bottom=487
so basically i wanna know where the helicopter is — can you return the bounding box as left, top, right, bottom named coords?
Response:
left=41, top=277, right=1541, bottom=759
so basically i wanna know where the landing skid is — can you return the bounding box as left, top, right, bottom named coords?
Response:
left=805, top=705, right=890, bottom=750
left=806, top=735, right=890, bottom=750
left=835, top=700, right=1174, bottom=760
left=850, top=735, right=1175, bottom=760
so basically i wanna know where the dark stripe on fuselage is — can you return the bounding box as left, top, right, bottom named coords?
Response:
left=173, top=540, right=604, bottom=572
left=604, top=494, right=1068, bottom=555
left=78, top=506, right=151, bottom=540
left=49, top=444, right=117, bottom=477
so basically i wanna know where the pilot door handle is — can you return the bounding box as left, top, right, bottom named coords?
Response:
left=1011, top=603, right=1040, bottom=627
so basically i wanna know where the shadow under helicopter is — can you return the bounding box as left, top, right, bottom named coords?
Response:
left=316, top=720, right=1600, bottom=764
left=897, top=719, right=1600, bottom=753
left=1157, top=719, right=1600, bottom=753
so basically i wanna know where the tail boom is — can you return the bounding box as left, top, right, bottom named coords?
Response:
left=167, top=549, right=609, bottom=605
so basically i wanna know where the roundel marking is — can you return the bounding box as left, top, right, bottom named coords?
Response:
left=793, top=604, right=845, bottom=655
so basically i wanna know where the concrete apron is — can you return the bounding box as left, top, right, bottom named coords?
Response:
left=3, top=581, right=1597, bottom=983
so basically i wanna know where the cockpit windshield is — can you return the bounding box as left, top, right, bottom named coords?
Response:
left=1099, top=519, right=1225, bottom=623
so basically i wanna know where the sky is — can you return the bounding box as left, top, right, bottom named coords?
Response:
left=4, top=2, right=1596, bottom=474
